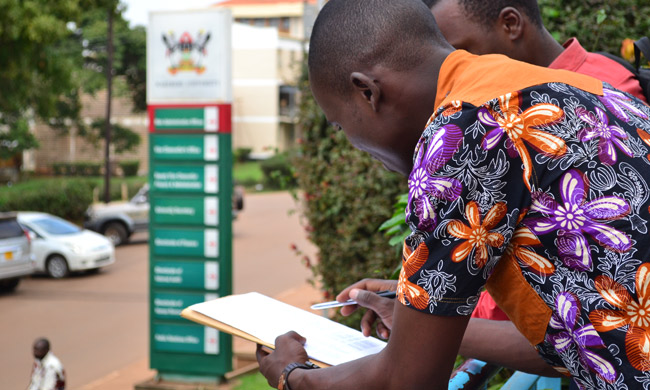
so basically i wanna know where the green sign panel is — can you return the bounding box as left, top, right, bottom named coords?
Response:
left=153, top=291, right=218, bottom=320
left=152, top=164, right=218, bottom=193
left=151, top=196, right=218, bottom=226
left=152, top=134, right=219, bottom=161
left=153, top=260, right=219, bottom=290
left=152, top=227, right=219, bottom=258
left=154, top=107, right=219, bottom=131
left=153, top=323, right=219, bottom=354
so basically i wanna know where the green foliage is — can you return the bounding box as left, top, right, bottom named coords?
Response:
left=0, top=1, right=146, bottom=161
left=0, top=176, right=147, bottom=221
left=52, top=161, right=101, bottom=176
left=118, top=160, right=139, bottom=177
left=539, top=0, right=650, bottom=54
left=0, top=0, right=85, bottom=154
left=292, top=62, right=404, bottom=326
left=234, top=161, right=263, bottom=188
left=233, top=372, right=272, bottom=390
left=0, top=119, right=39, bottom=162
left=259, top=153, right=297, bottom=190
left=234, top=147, right=253, bottom=163
left=85, top=118, right=141, bottom=153
left=0, top=178, right=94, bottom=221
left=73, top=2, right=147, bottom=111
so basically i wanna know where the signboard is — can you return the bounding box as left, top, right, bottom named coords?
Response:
left=153, top=292, right=218, bottom=320
left=148, top=7, right=233, bottom=381
left=152, top=134, right=219, bottom=161
left=151, top=228, right=219, bottom=258
left=152, top=260, right=219, bottom=290
left=147, top=9, right=232, bottom=103
left=153, top=323, right=219, bottom=354
left=151, top=195, right=218, bottom=226
left=151, top=164, right=218, bottom=194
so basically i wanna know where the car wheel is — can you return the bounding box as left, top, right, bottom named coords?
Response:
left=47, top=255, right=69, bottom=279
left=103, top=222, right=127, bottom=246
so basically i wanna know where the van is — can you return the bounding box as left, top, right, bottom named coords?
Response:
left=0, top=213, right=34, bottom=291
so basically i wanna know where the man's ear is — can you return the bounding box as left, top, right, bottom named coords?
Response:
left=498, top=7, right=524, bottom=41
left=350, top=72, right=381, bottom=112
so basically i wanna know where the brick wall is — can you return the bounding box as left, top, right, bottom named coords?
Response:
left=31, top=90, right=149, bottom=175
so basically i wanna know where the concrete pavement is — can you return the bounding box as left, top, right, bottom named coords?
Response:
left=80, top=282, right=322, bottom=390
left=78, top=191, right=322, bottom=390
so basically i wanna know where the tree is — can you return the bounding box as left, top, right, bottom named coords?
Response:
left=0, top=1, right=146, bottom=171
left=0, top=1, right=88, bottom=163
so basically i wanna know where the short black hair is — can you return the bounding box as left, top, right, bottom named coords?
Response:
left=309, top=0, right=449, bottom=96
left=427, top=0, right=543, bottom=29
left=34, top=338, right=50, bottom=350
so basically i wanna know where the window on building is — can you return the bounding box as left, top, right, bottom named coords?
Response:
left=279, top=17, right=290, bottom=33
left=279, top=85, right=298, bottom=118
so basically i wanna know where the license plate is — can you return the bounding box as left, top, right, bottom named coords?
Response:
left=4, top=251, right=13, bottom=261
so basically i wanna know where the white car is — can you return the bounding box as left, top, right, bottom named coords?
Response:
left=17, top=212, right=115, bottom=278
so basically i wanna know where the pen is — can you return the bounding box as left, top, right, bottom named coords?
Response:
left=310, top=290, right=397, bottom=310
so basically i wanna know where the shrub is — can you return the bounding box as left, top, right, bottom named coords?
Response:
left=292, top=64, right=404, bottom=327
left=539, top=0, right=650, bottom=55
left=0, top=178, right=94, bottom=222
left=51, top=162, right=101, bottom=176
left=259, top=153, right=297, bottom=190
left=233, top=147, right=253, bottom=163
left=119, top=160, right=140, bottom=177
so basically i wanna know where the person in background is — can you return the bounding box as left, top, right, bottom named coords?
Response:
left=28, top=338, right=65, bottom=390
left=425, top=0, right=646, bottom=103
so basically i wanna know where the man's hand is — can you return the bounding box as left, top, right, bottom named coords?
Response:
left=337, top=279, right=398, bottom=339
left=256, top=331, right=310, bottom=388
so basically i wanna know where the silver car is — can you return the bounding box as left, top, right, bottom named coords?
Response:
left=0, top=213, right=34, bottom=291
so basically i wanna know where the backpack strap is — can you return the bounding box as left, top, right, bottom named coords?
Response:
left=634, top=37, right=650, bottom=71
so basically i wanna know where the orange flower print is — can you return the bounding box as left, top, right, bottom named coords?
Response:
left=589, top=263, right=650, bottom=371
left=478, top=92, right=565, bottom=190
left=504, top=225, right=555, bottom=276
left=447, top=201, right=506, bottom=267
left=397, top=242, right=430, bottom=310
left=637, top=128, right=650, bottom=161
left=441, top=100, right=463, bottom=117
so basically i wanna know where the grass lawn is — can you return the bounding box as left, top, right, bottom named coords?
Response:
left=233, top=161, right=263, bottom=189
left=233, top=371, right=273, bottom=390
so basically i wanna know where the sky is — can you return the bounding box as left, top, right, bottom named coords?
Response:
left=121, top=0, right=222, bottom=27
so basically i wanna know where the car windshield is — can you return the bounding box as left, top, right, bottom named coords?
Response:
left=30, top=216, right=81, bottom=235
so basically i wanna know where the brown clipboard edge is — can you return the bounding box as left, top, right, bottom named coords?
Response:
left=180, top=308, right=330, bottom=368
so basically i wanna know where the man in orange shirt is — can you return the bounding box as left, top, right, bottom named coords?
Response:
left=256, top=1, right=650, bottom=389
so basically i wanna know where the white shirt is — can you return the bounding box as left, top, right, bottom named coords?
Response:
left=28, top=352, right=65, bottom=390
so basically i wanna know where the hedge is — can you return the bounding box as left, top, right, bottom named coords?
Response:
left=119, top=160, right=140, bottom=177
left=291, top=63, right=404, bottom=327
left=0, top=179, right=95, bottom=222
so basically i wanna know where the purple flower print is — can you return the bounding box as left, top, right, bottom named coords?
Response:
left=576, top=106, right=633, bottom=165
left=407, top=124, right=463, bottom=231
left=548, top=292, right=616, bottom=383
left=527, top=169, right=631, bottom=270
left=478, top=107, right=519, bottom=158
left=599, top=88, right=648, bottom=123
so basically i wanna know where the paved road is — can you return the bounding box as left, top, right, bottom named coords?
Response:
left=0, top=191, right=316, bottom=390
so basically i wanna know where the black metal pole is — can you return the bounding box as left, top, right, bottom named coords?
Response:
left=103, top=6, right=114, bottom=203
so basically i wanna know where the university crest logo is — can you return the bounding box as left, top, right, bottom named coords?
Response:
left=162, top=30, right=211, bottom=74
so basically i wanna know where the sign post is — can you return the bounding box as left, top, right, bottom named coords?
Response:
left=147, top=9, right=233, bottom=382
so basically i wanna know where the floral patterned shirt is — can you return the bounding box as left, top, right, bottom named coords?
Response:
left=399, top=50, right=650, bottom=389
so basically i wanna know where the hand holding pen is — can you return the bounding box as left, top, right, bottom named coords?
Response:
left=332, top=279, right=399, bottom=339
